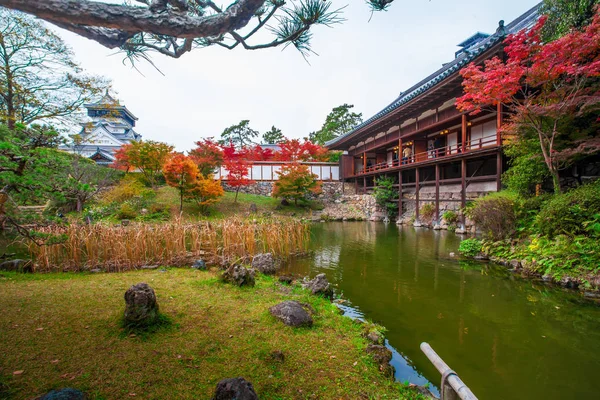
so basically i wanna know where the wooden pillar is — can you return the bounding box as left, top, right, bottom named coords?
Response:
left=461, top=114, right=468, bottom=153
left=398, top=137, right=402, bottom=166
left=496, top=152, right=502, bottom=192
left=435, top=164, right=440, bottom=222
left=363, top=176, right=367, bottom=194
left=415, top=167, right=420, bottom=221
left=352, top=156, right=355, bottom=176
left=398, top=170, right=403, bottom=217
left=496, top=103, right=503, bottom=146
left=363, top=152, right=367, bottom=173
left=461, top=159, right=466, bottom=226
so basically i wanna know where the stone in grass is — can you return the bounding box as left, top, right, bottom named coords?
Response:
left=221, top=265, right=256, bottom=287
left=366, top=344, right=395, bottom=378
left=212, top=377, right=258, bottom=400
left=0, top=259, right=32, bottom=273
left=302, top=273, right=334, bottom=299
left=124, top=283, right=159, bottom=327
left=251, top=253, right=278, bottom=275
left=39, top=388, right=88, bottom=400
left=278, top=275, right=294, bottom=285
left=191, top=259, right=207, bottom=270
left=269, top=300, right=313, bottom=328
left=269, top=350, right=285, bottom=363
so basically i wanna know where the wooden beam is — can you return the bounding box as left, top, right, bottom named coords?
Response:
left=461, top=114, right=467, bottom=153
left=461, top=158, right=466, bottom=226
left=496, top=103, right=503, bottom=146
left=496, top=152, right=502, bottom=192
left=435, top=163, right=440, bottom=222
left=398, top=170, right=403, bottom=217
left=415, top=167, right=420, bottom=221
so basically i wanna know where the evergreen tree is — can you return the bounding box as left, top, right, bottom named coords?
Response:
left=218, top=120, right=259, bottom=149
left=309, top=104, right=363, bottom=145
left=262, top=126, right=286, bottom=144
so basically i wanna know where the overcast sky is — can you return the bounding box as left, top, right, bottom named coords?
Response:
left=56, top=0, right=540, bottom=151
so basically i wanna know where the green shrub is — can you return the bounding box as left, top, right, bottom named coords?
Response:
left=372, top=176, right=398, bottom=216
left=465, top=192, right=518, bottom=240
left=458, top=238, right=483, bottom=257
left=535, top=181, right=600, bottom=237
left=116, top=203, right=137, bottom=220
left=442, top=210, right=459, bottom=225
left=419, top=203, right=435, bottom=220
left=139, top=203, right=171, bottom=221
left=101, top=177, right=149, bottom=204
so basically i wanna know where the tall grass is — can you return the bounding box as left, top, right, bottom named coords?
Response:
left=26, top=217, right=310, bottom=272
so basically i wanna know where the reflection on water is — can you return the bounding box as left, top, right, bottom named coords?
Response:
left=284, top=222, right=600, bottom=400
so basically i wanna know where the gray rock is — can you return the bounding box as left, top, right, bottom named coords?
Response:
left=542, top=274, right=553, bottom=282
left=366, top=344, right=395, bottom=378
left=449, top=252, right=456, bottom=257
left=474, top=254, right=489, bottom=261
left=455, top=228, right=467, bottom=234
left=560, top=276, right=579, bottom=289
left=584, top=291, right=600, bottom=299
left=249, top=203, right=258, bottom=213
left=0, top=259, right=31, bottom=273
left=278, top=275, right=294, bottom=284
left=124, top=283, right=159, bottom=327
left=269, top=300, right=313, bottom=327
left=40, top=388, right=87, bottom=400
left=251, top=253, right=278, bottom=275
left=302, top=273, right=333, bottom=299
left=140, top=265, right=158, bottom=270
left=269, top=350, right=285, bottom=363
left=191, top=259, right=207, bottom=270
left=89, top=268, right=102, bottom=273
left=221, top=265, right=256, bottom=287
left=212, top=377, right=258, bottom=400
left=366, top=331, right=384, bottom=345
left=433, top=224, right=442, bottom=230
left=509, top=260, right=521, bottom=269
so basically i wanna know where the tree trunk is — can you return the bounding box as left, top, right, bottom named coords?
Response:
left=76, top=197, right=83, bottom=212
left=234, top=187, right=240, bottom=203
left=179, top=188, right=183, bottom=212
left=550, top=167, right=562, bottom=194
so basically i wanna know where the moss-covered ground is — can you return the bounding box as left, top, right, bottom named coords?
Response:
left=0, top=269, right=422, bottom=399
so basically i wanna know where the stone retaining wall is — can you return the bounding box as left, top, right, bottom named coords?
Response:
left=222, top=181, right=356, bottom=204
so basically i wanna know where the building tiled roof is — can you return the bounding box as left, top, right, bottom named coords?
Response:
left=325, top=3, right=541, bottom=148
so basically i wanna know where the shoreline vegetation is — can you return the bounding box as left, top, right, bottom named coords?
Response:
left=24, top=217, right=310, bottom=272
left=0, top=268, right=426, bottom=400
left=455, top=181, right=600, bottom=297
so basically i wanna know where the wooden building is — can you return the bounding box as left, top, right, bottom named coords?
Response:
left=326, top=4, right=540, bottom=222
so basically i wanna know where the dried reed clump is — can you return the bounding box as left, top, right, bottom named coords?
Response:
left=25, top=217, right=310, bottom=272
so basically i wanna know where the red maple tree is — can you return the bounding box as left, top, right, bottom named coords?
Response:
left=189, top=138, right=224, bottom=176
left=112, top=144, right=133, bottom=172
left=274, top=139, right=329, bottom=162
left=457, top=11, right=600, bottom=193
left=222, top=142, right=253, bottom=203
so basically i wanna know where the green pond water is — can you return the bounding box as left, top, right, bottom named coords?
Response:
left=283, top=222, right=600, bottom=400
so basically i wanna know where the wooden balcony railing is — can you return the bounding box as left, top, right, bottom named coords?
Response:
left=357, top=136, right=499, bottom=176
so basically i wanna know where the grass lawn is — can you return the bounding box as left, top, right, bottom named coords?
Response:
left=0, top=269, right=422, bottom=399
left=154, top=187, right=322, bottom=220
